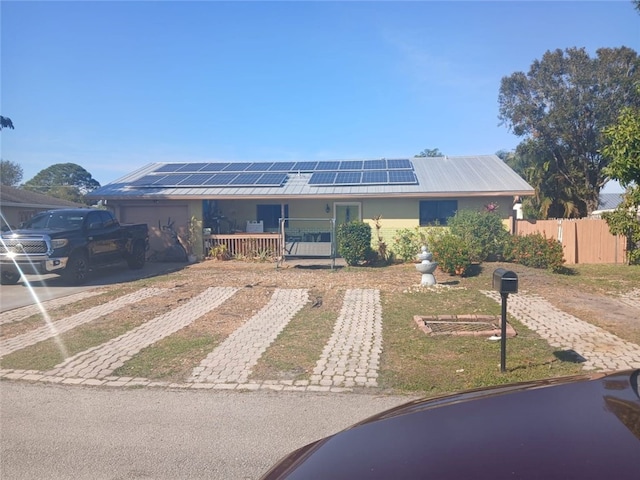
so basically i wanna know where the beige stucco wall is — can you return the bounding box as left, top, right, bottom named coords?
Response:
left=110, top=200, right=205, bottom=258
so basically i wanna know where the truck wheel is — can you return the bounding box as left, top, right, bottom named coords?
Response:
left=127, top=242, right=146, bottom=270
left=0, top=269, right=21, bottom=285
left=62, top=252, right=90, bottom=285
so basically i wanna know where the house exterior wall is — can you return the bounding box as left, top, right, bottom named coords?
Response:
left=111, top=200, right=203, bottom=257
left=107, top=195, right=515, bottom=259
left=1, top=206, right=43, bottom=230
left=361, top=195, right=514, bottom=249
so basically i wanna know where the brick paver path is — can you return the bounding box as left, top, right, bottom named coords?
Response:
left=482, top=291, right=640, bottom=371
left=0, top=291, right=102, bottom=325
left=310, top=288, right=382, bottom=388
left=3, top=286, right=637, bottom=391
left=189, top=288, right=308, bottom=384
left=46, top=287, right=237, bottom=379
left=0, top=288, right=166, bottom=357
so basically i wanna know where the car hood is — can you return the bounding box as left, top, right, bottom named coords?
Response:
left=262, top=370, right=640, bottom=479
left=2, top=228, right=75, bottom=237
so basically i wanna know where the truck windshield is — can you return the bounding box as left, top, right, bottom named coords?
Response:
left=24, top=212, right=86, bottom=230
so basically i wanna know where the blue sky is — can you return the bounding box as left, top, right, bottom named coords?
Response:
left=1, top=1, right=638, bottom=191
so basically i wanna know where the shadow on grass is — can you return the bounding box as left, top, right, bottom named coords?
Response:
left=556, top=266, right=578, bottom=276
left=506, top=350, right=586, bottom=373
left=553, top=349, right=587, bottom=363
left=464, top=263, right=483, bottom=278
left=292, top=264, right=344, bottom=271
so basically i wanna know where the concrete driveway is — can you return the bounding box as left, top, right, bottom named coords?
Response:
left=0, top=261, right=185, bottom=312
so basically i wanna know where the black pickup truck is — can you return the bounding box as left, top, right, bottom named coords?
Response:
left=0, top=208, right=148, bottom=285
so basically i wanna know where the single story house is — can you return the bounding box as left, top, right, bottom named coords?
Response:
left=590, top=193, right=625, bottom=218
left=88, top=155, right=534, bottom=259
left=0, top=185, right=85, bottom=231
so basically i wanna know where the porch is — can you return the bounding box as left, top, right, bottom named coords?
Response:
left=204, top=223, right=336, bottom=260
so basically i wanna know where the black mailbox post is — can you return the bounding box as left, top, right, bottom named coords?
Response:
left=493, top=268, right=518, bottom=372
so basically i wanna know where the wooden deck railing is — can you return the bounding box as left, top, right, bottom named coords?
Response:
left=204, top=234, right=281, bottom=258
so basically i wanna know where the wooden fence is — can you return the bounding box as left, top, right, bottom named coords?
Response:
left=515, top=218, right=627, bottom=264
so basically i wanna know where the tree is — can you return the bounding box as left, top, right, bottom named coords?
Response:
left=501, top=140, right=582, bottom=219
left=0, top=159, right=23, bottom=186
left=0, top=116, right=14, bottom=130
left=415, top=148, right=444, bottom=157
left=23, top=163, right=101, bottom=204
left=498, top=47, right=640, bottom=217
left=601, top=104, right=640, bottom=264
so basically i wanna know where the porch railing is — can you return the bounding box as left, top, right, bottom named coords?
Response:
left=204, top=234, right=281, bottom=258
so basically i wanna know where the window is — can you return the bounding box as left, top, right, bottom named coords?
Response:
left=257, top=204, right=288, bottom=230
left=419, top=200, right=457, bottom=226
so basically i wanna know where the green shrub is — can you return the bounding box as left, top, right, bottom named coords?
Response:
left=447, top=210, right=509, bottom=262
left=392, top=226, right=443, bottom=262
left=430, top=232, right=472, bottom=276
left=602, top=204, right=640, bottom=265
left=504, top=233, right=565, bottom=272
left=337, top=221, right=374, bottom=266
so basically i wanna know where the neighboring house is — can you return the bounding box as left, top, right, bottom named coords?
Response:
left=591, top=192, right=640, bottom=226
left=590, top=193, right=625, bottom=218
left=0, top=185, right=85, bottom=230
left=88, top=155, right=534, bottom=257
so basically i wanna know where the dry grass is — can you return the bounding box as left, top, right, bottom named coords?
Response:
left=2, top=259, right=638, bottom=394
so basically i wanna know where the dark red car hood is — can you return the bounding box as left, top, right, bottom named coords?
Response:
left=262, top=370, right=640, bottom=479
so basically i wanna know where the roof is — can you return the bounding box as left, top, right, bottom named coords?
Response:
left=597, top=193, right=624, bottom=211
left=0, top=185, right=85, bottom=208
left=88, top=155, right=535, bottom=200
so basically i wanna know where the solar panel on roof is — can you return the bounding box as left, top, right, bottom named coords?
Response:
left=335, top=171, right=362, bottom=184
left=256, top=173, right=287, bottom=185
left=363, top=159, right=386, bottom=170
left=339, top=161, right=363, bottom=170
left=387, top=159, right=413, bottom=169
left=309, top=172, right=337, bottom=185
left=229, top=173, right=262, bottom=185
left=223, top=162, right=251, bottom=172
left=154, top=164, right=184, bottom=173
left=203, top=173, right=238, bottom=185
left=200, top=163, right=231, bottom=172
left=293, top=161, right=318, bottom=171
left=176, top=163, right=209, bottom=172
left=362, top=170, right=388, bottom=184
left=178, top=174, right=214, bottom=186
left=269, top=162, right=296, bottom=171
left=245, top=162, right=274, bottom=171
left=152, top=173, right=192, bottom=186
left=130, top=175, right=161, bottom=186
left=316, top=161, right=340, bottom=170
left=388, top=170, right=417, bottom=184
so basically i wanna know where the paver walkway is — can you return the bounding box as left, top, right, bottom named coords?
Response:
left=310, top=288, right=382, bottom=388
left=0, top=288, right=166, bottom=357
left=189, top=288, right=308, bottom=384
left=2, top=286, right=638, bottom=391
left=0, top=291, right=102, bottom=325
left=482, top=291, right=640, bottom=371
left=46, top=287, right=237, bottom=379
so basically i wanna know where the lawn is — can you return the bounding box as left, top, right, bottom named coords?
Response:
left=1, top=260, right=637, bottom=396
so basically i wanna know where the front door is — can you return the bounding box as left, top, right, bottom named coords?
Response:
left=335, top=203, right=361, bottom=226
